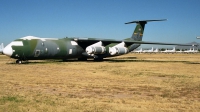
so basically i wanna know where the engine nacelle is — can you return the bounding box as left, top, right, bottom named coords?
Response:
left=86, top=46, right=106, bottom=54
left=109, top=47, right=128, bottom=55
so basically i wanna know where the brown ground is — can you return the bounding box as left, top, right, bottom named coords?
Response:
left=0, top=53, right=200, bottom=112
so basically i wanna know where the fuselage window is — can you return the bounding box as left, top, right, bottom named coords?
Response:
left=57, top=47, right=60, bottom=51
left=45, top=48, right=48, bottom=53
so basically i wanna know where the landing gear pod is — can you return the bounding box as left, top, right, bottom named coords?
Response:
left=86, top=46, right=106, bottom=54
left=109, top=47, right=128, bottom=55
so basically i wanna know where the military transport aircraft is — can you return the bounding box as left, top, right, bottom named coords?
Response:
left=3, top=19, right=195, bottom=63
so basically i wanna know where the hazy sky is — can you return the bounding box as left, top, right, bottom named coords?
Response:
left=0, top=0, right=200, bottom=47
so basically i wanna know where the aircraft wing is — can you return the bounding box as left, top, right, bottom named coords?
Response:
left=124, top=40, right=197, bottom=46
left=74, top=38, right=196, bottom=49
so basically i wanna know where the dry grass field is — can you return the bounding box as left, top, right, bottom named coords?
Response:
left=0, top=53, right=200, bottom=112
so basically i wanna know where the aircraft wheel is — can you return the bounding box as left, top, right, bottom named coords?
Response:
left=16, top=60, right=22, bottom=64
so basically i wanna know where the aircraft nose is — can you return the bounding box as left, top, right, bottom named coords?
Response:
left=3, top=45, right=13, bottom=56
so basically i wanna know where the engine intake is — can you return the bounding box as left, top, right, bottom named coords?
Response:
left=109, top=47, right=128, bottom=55
left=86, top=46, right=106, bottom=54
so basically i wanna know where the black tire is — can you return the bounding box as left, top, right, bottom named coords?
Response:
left=16, top=60, right=22, bottom=64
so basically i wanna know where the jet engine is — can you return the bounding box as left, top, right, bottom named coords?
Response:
left=85, top=41, right=106, bottom=55
left=109, top=42, right=129, bottom=55
left=86, top=46, right=106, bottom=54
left=109, top=47, right=128, bottom=55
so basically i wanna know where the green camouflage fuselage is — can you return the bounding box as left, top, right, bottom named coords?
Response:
left=10, top=38, right=84, bottom=60
left=10, top=37, right=134, bottom=60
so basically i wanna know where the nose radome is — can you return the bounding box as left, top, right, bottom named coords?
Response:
left=3, top=44, right=13, bottom=56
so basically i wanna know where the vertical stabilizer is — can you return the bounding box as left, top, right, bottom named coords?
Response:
left=2, top=43, right=4, bottom=49
left=125, top=19, right=167, bottom=41
left=173, top=47, right=175, bottom=51
left=0, top=43, right=4, bottom=53
left=0, top=43, right=3, bottom=49
left=131, top=21, right=146, bottom=41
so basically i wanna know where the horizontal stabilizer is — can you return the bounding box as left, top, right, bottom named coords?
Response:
left=125, top=19, right=167, bottom=24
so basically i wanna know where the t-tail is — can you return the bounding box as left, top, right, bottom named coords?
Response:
left=125, top=19, right=167, bottom=52
left=125, top=19, right=167, bottom=41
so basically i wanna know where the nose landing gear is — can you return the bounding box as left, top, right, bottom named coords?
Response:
left=16, top=59, right=22, bottom=64
left=15, top=54, right=28, bottom=64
